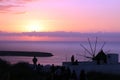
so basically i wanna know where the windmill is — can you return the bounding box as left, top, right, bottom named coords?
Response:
left=79, top=37, right=108, bottom=62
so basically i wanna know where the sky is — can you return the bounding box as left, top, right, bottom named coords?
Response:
left=0, top=0, right=120, bottom=41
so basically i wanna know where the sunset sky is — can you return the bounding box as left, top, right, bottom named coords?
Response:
left=0, top=0, right=120, bottom=41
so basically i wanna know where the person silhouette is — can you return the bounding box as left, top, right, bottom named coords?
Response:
left=71, top=55, right=75, bottom=64
left=32, top=56, right=38, bottom=65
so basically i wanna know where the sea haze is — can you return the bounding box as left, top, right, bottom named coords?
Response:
left=0, top=40, right=120, bottom=65
left=1, top=32, right=120, bottom=41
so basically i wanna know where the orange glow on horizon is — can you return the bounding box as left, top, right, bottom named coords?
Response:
left=25, top=22, right=44, bottom=32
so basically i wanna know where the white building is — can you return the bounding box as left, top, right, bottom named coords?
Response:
left=63, top=51, right=120, bottom=75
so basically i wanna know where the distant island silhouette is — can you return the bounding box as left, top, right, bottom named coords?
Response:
left=0, top=51, right=53, bottom=57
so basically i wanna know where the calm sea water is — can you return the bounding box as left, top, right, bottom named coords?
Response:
left=0, top=41, right=120, bottom=65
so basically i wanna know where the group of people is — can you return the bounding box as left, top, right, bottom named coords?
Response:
left=71, top=55, right=79, bottom=65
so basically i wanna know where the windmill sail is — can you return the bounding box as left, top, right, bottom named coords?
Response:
left=79, top=37, right=107, bottom=61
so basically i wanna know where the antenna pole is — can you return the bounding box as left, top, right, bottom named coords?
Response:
left=65, top=54, right=67, bottom=62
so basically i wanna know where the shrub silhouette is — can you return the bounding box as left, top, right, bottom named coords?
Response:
left=0, top=59, right=11, bottom=80
left=10, top=62, right=33, bottom=80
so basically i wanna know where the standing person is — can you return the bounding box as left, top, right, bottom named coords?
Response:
left=33, top=56, right=38, bottom=65
left=71, top=55, right=75, bottom=64
left=32, top=56, right=38, bottom=70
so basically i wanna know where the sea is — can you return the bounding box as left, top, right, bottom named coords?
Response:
left=0, top=41, right=120, bottom=65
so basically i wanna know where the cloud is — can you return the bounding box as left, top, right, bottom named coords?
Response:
left=20, top=0, right=37, bottom=2
left=0, top=4, right=21, bottom=12
left=0, top=31, right=84, bottom=37
left=0, top=0, right=37, bottom=13
left=0, top=31, right=120, bottom=41
left=0, top=31, right=120, bottom=38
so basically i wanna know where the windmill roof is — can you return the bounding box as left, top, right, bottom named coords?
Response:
left=94, top=50, right=107, bottom=60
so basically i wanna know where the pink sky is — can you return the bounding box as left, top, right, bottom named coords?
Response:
left=0, top=0, right=120, bottom=41
left=0, top=0, right=120, bottom=32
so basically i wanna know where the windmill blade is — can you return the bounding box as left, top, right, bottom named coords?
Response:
left=86, top=59, right=93, bottom=61
left=97, top=41, right=106, bottom=53
left=80, top=44, right=93, bottom=56
left=100, top=42, right=106, bottom=50
left=85, top=56, right=93, bottom=59
left=88, top=38, right=94, bottom=55
left=105, top=49, right=111, bottom=53
left=93, top=37, right=98, bottom=56
left=77, top=54, right=93, bottom=59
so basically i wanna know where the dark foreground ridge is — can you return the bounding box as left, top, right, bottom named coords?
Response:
left=0, top=51, right=53, bottom=57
